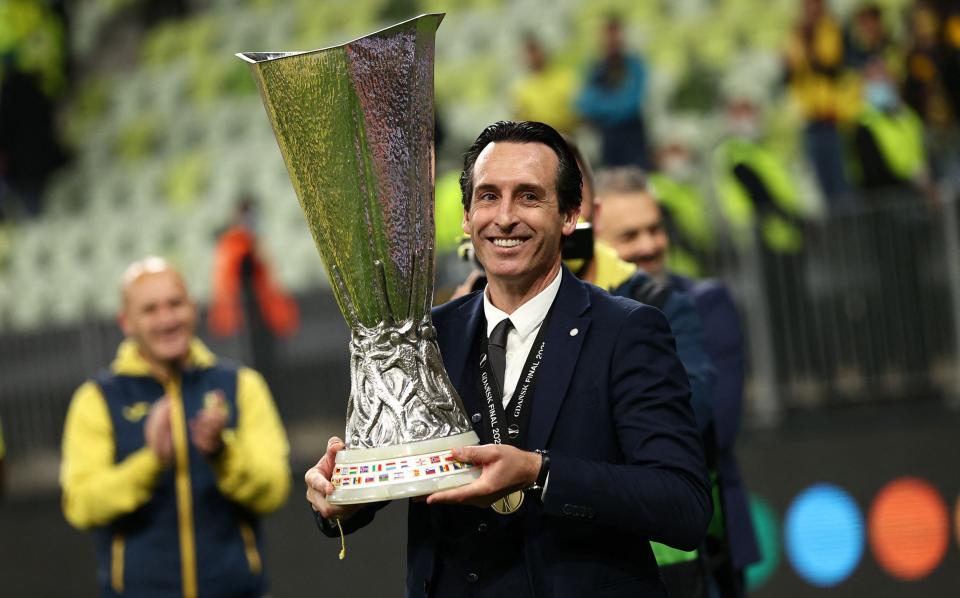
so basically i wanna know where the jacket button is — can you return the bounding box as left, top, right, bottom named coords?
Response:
left=471, top=413, right=481, bottom=423
left=477, top=522, right=488, bottom=533
left=466, top=572, right=479, bottom=583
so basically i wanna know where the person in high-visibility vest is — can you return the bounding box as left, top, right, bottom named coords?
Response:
left=851, top=56, right=934, bottom=389
left=853, top=57, right=930, bottom=193
left=714, top=96, right=822, bottom=401
left=714, top=98, right=806, bottom=255
left=649, top=126, right=717, bottom=278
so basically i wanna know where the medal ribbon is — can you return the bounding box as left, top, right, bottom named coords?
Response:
left=476, top=309, right=552, bottom=448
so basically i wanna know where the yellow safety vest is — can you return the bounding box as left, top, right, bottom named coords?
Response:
left=857, top=106, right=926, bottom=181
left=714, top=139, right=804, bottom=254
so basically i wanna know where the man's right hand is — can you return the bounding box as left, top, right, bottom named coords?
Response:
left=305, top=436, right=362, bottom=521
left=144, top=397, right=173, bottom=466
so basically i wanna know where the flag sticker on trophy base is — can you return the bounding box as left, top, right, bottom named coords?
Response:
left=238, top=13, right=481, bottom=504
left=329, top=437, right=479, bottom=503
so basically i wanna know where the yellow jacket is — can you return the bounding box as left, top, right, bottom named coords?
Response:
left=60, top=338, right=290, bottom=597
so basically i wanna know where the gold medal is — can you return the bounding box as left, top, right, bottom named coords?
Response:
left=491, top=490, right=525, bottom=515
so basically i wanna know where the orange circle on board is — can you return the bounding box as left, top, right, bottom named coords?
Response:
left=868, top=477, right=949, bottom=581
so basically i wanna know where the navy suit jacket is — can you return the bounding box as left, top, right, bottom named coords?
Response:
left=669, top=273, right=760, bottom=569
left=326, top=268, right=711, bottom=597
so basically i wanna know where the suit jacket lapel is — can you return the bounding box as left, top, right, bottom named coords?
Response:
left=437, top=293, right=484, bottom=419
left=526, top=267, right=591, bottom=450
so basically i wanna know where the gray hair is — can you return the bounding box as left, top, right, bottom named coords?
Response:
left=593, top=166, right=651, bottom=200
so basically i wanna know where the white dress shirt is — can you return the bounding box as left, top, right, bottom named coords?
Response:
left=483, top=267, right=562, bottom=409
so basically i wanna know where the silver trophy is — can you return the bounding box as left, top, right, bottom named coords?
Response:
left=238, top=13, right=480, bottom=504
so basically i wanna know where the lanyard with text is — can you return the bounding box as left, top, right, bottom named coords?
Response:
left=476, top=308, right=553, bottom=449
left=476, top=310, right=552, bottom=515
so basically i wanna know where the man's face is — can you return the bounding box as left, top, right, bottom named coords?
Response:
left=462, top=141, right=578, bottom=287
left=120, top=270, right=196, bottom=366
left=595, top=191, right=669, bottom=276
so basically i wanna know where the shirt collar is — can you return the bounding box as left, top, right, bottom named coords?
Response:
left=483, top=266, right=562, bottom=340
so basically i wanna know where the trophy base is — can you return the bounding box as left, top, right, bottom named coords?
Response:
left=328, top=430, right=482, bottom=504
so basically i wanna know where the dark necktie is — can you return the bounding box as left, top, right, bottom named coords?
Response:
left=488, top=318, right=513, bottom=396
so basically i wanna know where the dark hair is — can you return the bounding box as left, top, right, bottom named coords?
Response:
left=459, top=120, right=582, bottom=214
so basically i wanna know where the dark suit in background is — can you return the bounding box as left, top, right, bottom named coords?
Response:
left=670, top=273, right=760, bottom=579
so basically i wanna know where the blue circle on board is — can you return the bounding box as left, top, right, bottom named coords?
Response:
left=784, top=483, right=864, bottom=587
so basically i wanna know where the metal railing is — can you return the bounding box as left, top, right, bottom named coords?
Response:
left=705, top=190, right=960, bottom=423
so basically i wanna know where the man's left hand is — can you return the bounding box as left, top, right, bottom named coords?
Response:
left=426, top=445, right=541, bottom=508
left=190, top=392, right=228, bottom=456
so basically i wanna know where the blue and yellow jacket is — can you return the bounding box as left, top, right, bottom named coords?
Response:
left=60, top=339, right=291, bottom=597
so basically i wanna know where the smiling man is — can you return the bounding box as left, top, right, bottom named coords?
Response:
left=307, top=121, right=711, bottom=598
left=593, top=175, right=671, bottom=279
left=60, top=256, right=290, bottom=598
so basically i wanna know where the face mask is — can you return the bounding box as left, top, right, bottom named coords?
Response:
left=866, top=81, right=898, bottom=111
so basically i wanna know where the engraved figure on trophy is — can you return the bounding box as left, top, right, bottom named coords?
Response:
left=336, top=261, right=469, bottom=449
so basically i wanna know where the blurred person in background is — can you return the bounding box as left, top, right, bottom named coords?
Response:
left=785, top=0, right=858, bottom=209
left=844, top=3, right=901, bottom=72
left=903, top=1, right=960, bottom=185
left=576, top=14, right=651, bottom=168
left=713, top=93, right=817, bottom=396
left=511, top=33, right=579, bottom=135
left=593, top=167, right=760, bottom=598
left=714, top=95, right=806, bottom=257
left=0, top=0, right=69, bottom=219
left=0, top=415, right=5, bottom=496
left=937, top=1, right=960, bottom=121
left=565, top=140, right=716, bottom=437
left=576, top=159, right=715, bottom=598
left=209, top=197, right=299, bottom=387
left=648, top=122, right=718, bottom=280
left=851, top=55, right=935, bottom=392
left=853, top=57, right=931, bottom=197
left=61, top=256, right=291, bottom=597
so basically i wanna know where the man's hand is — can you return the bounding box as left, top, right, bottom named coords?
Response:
left=189, top=391, right=228, bottom=456
left=305, top=437, right=363, bottom=521
left=144, top=397, right=173, bottom=466
left=426, top=445, right=541, bottom=508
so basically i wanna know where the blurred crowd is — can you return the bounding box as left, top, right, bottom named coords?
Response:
left=437, top=0, right=960, bottom=285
